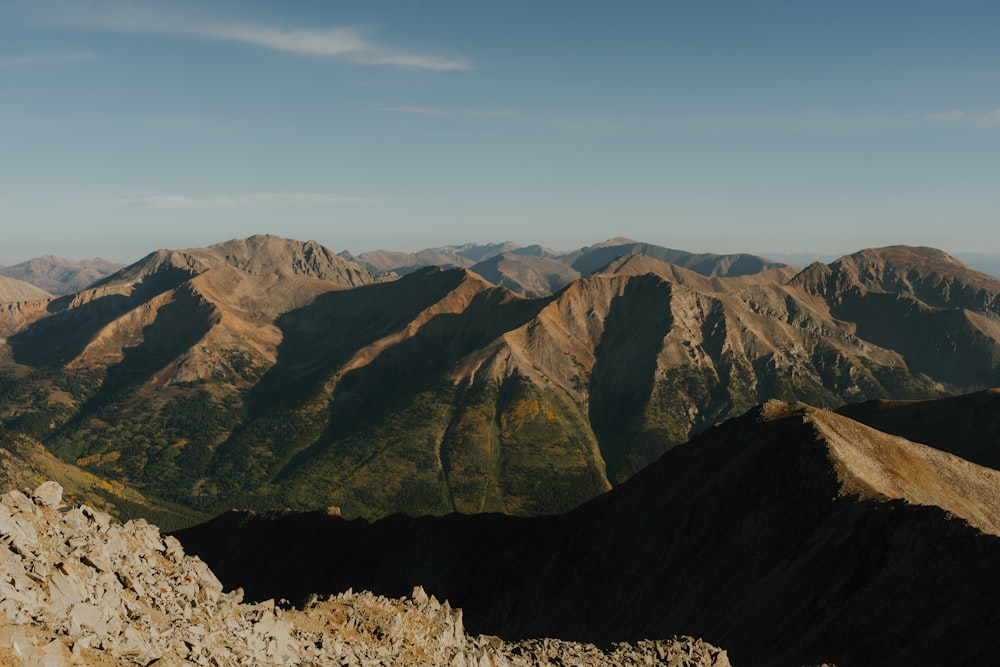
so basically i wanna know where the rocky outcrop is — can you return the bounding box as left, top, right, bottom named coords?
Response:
left=0, top=481, right=729, bottom=666
left=286, top=589, right=730, bottom=667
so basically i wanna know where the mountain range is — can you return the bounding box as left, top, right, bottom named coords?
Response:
left=1, top=235, right=999, bottom=523
left=341, top=237, right=792, bottom=298
left=3, top=233, right=1000, bottom=665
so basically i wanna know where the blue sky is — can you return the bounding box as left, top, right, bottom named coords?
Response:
left=1, top=1, right=998, bottom=264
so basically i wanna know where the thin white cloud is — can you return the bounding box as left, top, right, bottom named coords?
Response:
left=366, top=53, right=472, bottom=72
left=104, top=193, right=368, bottom=209
left=0, top=52, right=100, bottom=67
left=386, top=106, right=516, bottom=118
left=206, top=24, right=367, bottom=57
left=62, top=6, right=471, bottom=71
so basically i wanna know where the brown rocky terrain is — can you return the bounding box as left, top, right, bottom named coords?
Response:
left=0, top=257, right=121, bottom=297
left=177, top=401, right=1000, bottom=667
left=0, top=481, right=728, bottom=666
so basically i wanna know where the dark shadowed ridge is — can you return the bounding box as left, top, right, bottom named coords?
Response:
left=175, top=400, right=1000, bottom=667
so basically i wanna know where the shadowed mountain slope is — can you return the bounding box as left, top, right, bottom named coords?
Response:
left=0, top=256, right=121, bottom=296
left=177, top=401, right=1000, bottom=667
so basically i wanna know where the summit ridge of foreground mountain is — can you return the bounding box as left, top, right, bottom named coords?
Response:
left=0, top=236, right=999, bottom=523
left=177, top=399, right=1000, bottom=667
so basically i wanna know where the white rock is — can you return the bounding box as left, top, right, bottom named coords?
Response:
left=32, top=481, right=64, bottom=508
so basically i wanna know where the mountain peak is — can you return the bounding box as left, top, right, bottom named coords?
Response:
left=592, top=237, right=640, bottom=247
left=99, top=235, right=378, bottom=290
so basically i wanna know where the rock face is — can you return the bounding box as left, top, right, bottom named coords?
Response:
left=0, top=481, right=729, bottom=666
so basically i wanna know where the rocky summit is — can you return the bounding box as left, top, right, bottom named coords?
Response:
left=0, top=481, right=729, bottom=666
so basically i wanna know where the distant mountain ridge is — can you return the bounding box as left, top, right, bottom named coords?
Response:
left=1, top=236, right=999, bottom=523
left=0, top=255, right=122, bottom=296
left=0, top=275, right=50, bottom=303
left=344, top=238, right=792, bottom=297
left=768, top=250, right=1000, bottom=280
